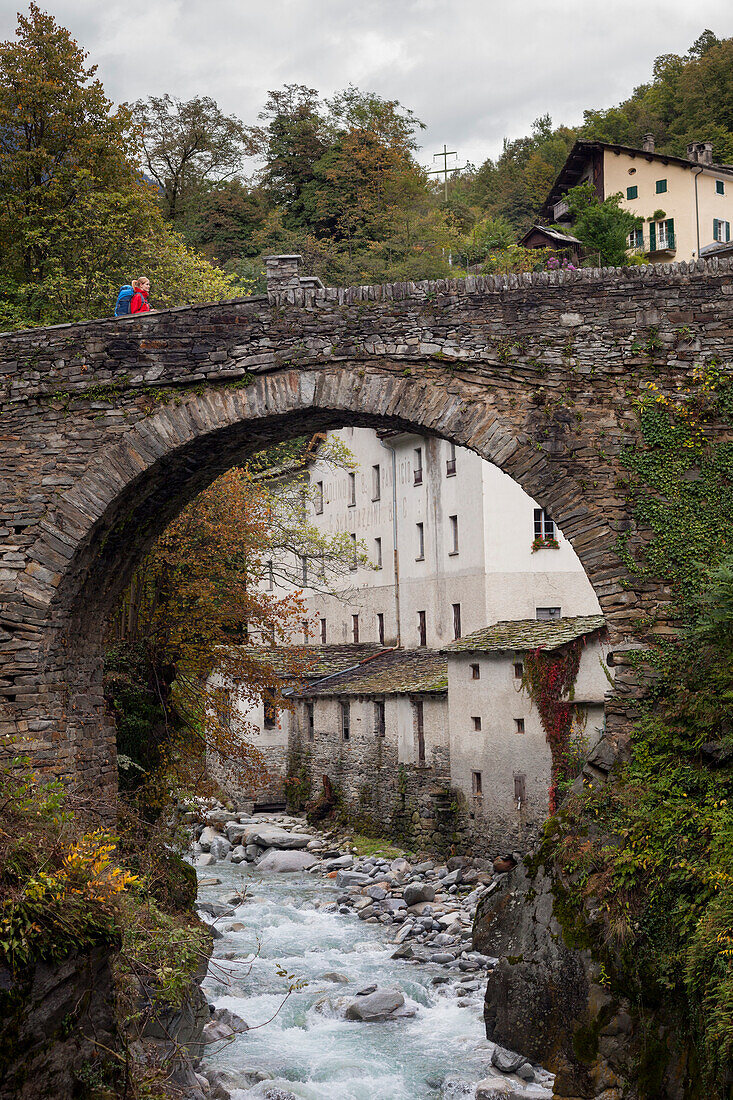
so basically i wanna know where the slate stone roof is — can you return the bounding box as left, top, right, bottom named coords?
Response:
left=244, top=644, right=386, bottom=680
left=443, top=615, right=606, bottom=654
left=299, top=648, right=448, bottom=698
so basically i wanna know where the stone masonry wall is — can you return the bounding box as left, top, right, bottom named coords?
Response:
left=3, top=258, right=733, bottom=802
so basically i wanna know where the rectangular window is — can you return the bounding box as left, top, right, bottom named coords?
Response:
left=472, top=716, right=481, bottom=731
left=413, top=447, right=423, bottom=485
left=414, top=700, right=425, bottom=764
left=657, top=220, right=669, bottom=248
left=513, top=662, right=524, bottom=679
left=655, top=178, right=667, bottom=194
left=315, top=480, right=323, bottom=514
left=626, top=185, right=638, bottom=199
left=418, top=610, right=427, bottom=647
left=302, top=619, right=310, bottom=642
left=377, top=612, right=385, bottom=646
left=301, top=555, right=308, bottom=585
left=449, top=514, right=459, bottom=555
left=446, top=442, right=457, bottom=476
left=471, top=663, right=480, bottom=679
left=514, top=773, right=526, bottom=804
left=374, top=537, right=382, bottom=569
left=306, top=701, right=314, bottom=742
left=266, top=560, right=274, bottom=590
left=320, top=617, right=327, bottom=644
left=372, top=464, right=381, bottom=501
left=263, top=695, right=277, bottom=729
left=452, top=602, right=462, bottom=640
left=536, top=606, right=561, bottom=620
left=627, top=227, right=644, bottom=249
left=348, top=472, right=356, bottom=507
left=714, top=218, right=731, bottom=242
left=340, top=701, right=350, bottom=741
left=472, top=771, right=483, bottom=798
left=514, top=718, right=525, bottom=734
left=374, top=699, right=385, bottom=739
left=717, top=179, right=725, bottom=195
left=416, top=521, right=425, bottom=560
left=533, top=508, right=555, bottom=541
left=352, top=614, right=359, bottom=643
left=349, top=532, right=357, bottom=571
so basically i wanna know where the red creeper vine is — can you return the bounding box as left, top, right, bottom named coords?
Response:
left=521, top=638, right=583, bottom=814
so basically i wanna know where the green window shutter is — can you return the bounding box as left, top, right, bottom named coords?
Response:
left=717, top=180, right=725, bottom=195
left=714, top=218, right=720, bottom=241
left=727, top=221, right=731, bottom=243
left=627, top=185, right=638, bottom=200
left=649, top=221, right=656, bottom=251
left=656, top=179, right=667, bottom=194
left=666, top=218, right=675, bottom=248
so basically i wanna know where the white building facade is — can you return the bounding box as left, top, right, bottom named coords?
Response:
left=299, top=427, right=600, bottom=649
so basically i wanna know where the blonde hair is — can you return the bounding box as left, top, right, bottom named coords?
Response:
left=132, top=276, right=150, bottom=290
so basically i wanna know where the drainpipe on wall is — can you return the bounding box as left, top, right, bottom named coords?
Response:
left=380, top=437, right=402, bottom=648
left=693, top=165, right=703, bottom=257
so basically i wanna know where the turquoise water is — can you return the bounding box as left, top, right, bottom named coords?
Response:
left=198, top=861, right=507, bottom=1099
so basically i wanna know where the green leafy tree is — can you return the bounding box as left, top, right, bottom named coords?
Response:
left=133, top=94, right=250, bottom=222
left=565, top=182, right=641, bottom=265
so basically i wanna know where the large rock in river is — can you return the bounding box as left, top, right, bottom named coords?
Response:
left=345, top=988, right=405, bottom=1021
left=251, top=828, right=311, bottom=849
left=256, top=849, right=318, bottom=873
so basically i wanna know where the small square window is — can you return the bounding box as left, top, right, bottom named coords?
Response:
left=655, top=178, right=667, bottom=194
left=470, top=663, right=480, bottom=680
left=536, top=607, right=561, bottom=620
left=626, top=185, right=638, bottom=200
left=513, top=662, right=524, bottom=679
left=717, top=180, right=725, bottom=195
left=472, top=716, right=481, bottom=731
left=514, top=718, right=525, bottom=734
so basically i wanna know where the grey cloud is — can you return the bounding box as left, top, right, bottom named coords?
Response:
left=2, top=0, right=733, bottom=170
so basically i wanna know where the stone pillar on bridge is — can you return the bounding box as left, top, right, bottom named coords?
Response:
left=265, top=254, right=302, bottom=300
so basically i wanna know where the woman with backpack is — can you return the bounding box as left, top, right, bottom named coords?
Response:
left=130, top=276, right=151, bottom=314
left=114, top=277, right=152, bottom=316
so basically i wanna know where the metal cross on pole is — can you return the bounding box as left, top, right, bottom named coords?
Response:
left=426, top=144, right=468, bottom=201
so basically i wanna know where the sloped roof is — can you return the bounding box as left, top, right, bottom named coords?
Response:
left=299, top=648, right=448, bottom=697
left=244, top=644, right=386, bottom=680
left=519, top=225, right=582, bottom=246
left=443, top=615, right=606, bottom=654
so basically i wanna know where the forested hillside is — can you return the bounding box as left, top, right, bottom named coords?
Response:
left=2, top=11, right=732, bottom=327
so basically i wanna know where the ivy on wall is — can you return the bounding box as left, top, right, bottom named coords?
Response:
left=544, top=360, right=733, bottom=1095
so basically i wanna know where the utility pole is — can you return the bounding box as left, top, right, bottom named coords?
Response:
left=427, top=144, right=468, bottom=201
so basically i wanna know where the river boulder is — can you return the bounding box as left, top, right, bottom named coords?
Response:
left=403, top=883, right=435, bottom=906
left=257, top=849, right=318, bottom=873
left=252, top=828, right=311, bottom=849
left=345, top=988, right=405, bottom=1021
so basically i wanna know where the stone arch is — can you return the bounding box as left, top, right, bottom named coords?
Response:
left=15, top=366, right=617, bottom=805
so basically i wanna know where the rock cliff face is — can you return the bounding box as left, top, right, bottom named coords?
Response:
left=0, top=947, right=121, bottom=1100
left=474, top=865, right=691, bottom=1100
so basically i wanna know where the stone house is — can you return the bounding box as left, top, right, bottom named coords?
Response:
left=443, top=615, right=609, bottom=852
left=539, top=136, right=733, bottom=263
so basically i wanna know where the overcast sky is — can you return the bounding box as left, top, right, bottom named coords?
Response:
left=4, top=1, right=733, bottom=172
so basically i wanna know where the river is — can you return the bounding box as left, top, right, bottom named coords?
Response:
left=197, top=858, right=553, bottom=1100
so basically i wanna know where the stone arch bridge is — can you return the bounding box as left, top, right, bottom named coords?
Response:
left=2, top=255, right=733, bottom=809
